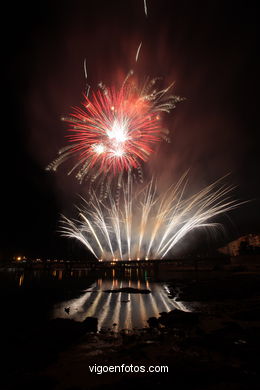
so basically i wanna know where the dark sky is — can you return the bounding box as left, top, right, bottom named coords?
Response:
left=1, top=0, right=259, bottom=260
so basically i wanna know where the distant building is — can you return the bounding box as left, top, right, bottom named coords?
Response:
left=218, top=233, right=260, bottom=256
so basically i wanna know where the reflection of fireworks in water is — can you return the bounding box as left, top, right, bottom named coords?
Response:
left=47, top=73, right=182, bottom=189
left=61, top=173, right=240, bottom=261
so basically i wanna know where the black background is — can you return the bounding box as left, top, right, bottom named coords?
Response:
left=1, top=0, right=259, bottom=260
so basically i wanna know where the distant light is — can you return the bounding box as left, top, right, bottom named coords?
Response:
left=19, top=274, right=24, bottom=287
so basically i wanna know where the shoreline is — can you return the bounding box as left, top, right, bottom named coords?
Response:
left=1, top=270, right=260, bottom=389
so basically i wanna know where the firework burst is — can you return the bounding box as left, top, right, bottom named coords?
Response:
left=60, top=173, right=241, bottom=261
left=47, top=73, right=182, bottom=186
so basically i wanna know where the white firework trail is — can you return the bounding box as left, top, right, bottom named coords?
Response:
left=60, top=173, right=244, bottom=261
left=135, top=42, right=142, bottom=62
left=83, top=58, right=90, bottom=97
left=144, top=0, right=148, bottom=17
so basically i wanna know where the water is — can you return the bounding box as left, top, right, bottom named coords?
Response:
left=52, top=272, right=183, bottom=330
left=0, top=267, right=191, bottom=330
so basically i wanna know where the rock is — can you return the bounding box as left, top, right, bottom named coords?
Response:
left=82, top=317, right=98, bottom=333
left=232, top=309, right=260, bottom=322
left=234, top=339, right=247, bottom=345
left=158, top=310, right=199, bottom=328
left=86, top=349, right=103, bottom=356
left=159, top=311, right=168, bottom=316
left=104, top=287, right=151, bottom=294
left=64, top=307, right=70, bottom=315
left=211, top=321, right=244, bottom=337
left=147, top=317, right=160, bottom=328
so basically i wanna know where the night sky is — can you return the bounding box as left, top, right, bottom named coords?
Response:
left=2, top=0, right=259, bottom=261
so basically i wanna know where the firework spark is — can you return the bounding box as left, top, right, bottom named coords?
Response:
left=60, top=173, right=241, bottom=261
left=144, top=0, right=148, bottom=17
left=135, top=42, right=142, bottom=62
left=47, top=73, right=182, bottom=186
left=83, top=58, right=90, bottom=97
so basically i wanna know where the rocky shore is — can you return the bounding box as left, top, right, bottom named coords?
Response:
left=1, top=270, right=260, bottom=390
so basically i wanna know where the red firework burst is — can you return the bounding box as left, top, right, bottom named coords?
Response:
left=47, top=75, right=181, bottom=183
left=66, top=87, right=161, bottom=175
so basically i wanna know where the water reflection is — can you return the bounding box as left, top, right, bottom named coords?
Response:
left=18, top=274, right=24, bottom=287
left=52, top=269, right=191, bottom=330
left=0, top=267, right=196, bottom=329
left=13, top=268, right=92, bottom=288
